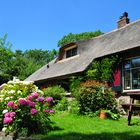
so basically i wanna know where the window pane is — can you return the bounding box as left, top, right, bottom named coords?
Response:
left=66, top=50, right=71, bottom=58
left=124, top=60, right=130, bottom=69
left=132, top=57, right=140, bottom=68
left=66, top=47, right=77, bottom=58
left=132, top=68, right=140, bottom=89
left=124, top=70, right=131, bottom=90
left=72, top=48, right=77, bottom=56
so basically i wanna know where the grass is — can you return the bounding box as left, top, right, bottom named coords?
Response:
left=33, top=112, right=140, bottom=140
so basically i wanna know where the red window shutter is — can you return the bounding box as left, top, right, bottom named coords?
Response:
left=112, top=68, right=122, bottom=92
left=113, top=69, right=121, bottom=86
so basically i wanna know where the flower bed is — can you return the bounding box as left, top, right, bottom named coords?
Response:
left=0, top=80, right=54, bottom=138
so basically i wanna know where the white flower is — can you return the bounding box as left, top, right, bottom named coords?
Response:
left=5, top=97, right=10, bottom=100
left=0, top=94, right=4, bottom=98
left=8, top=80, right=14, bottom=84
left=23, top=81, right=33, bottom=85
left=8, top=90, right=15, bottom=94
left=10, top=96, right=14, bottom=99
left=0, top=83, right=6, bottom=89
left=2, top=127, right=7, bottom=132
left=2, top=109, right=8, bottom=114
left=17, top=90, right=22, bottom=94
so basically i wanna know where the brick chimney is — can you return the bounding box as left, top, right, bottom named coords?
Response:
left=117, top=12, right=130, bottom=28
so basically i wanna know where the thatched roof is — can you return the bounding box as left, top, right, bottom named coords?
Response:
left=25, top=20, right=140, bottom=82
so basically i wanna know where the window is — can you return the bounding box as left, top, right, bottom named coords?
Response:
left=66, top=47, right=77, bottom=58
left=123, top=57, right=140, bottom=90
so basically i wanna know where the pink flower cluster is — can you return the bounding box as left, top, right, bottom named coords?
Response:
left=27, top=95, right=33, bottom=101
left=5, top=91, right=55, bottom=126
left=18, top=98, right=28, bottom=105
left=3, top=112, right=16, bottom=124
left=7, top=101, right=18, bottom=110
left=46, top=97, right=53, bottom=103
left=31, top=92, right=39, bottom=98
left=27, top=101, right=36, bottom=108
left=36, top=97, right=45, bottom=102
left=30, top=108, right=38, bottom=115
left=44, top=109, right=55, bottom=114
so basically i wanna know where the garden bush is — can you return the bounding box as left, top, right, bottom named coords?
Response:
left=74, top=80, right=119, bottom=116
left=0, top=79, right=54, bottom=137
left=68, top=99, right=80, bottom=114
left=70, top=76, right=83, bottom=94
left=55, top=97, right=69, bottom=111
left=43, top=85, right=65, bottom=103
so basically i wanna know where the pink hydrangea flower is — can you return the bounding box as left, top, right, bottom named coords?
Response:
left=44, top=109, right=50, bottom=113
left=49, top=110, right=55, bottom=114
left=7, top=101, right=14, bottom=107
left=5, top=112, right=16, bottom=118
left=10, top=112, right=16, bottom=118
left=27, top=95, right=33, bottom=101
left=30, top=108, right=38, bottom=115
left=18, top=98, right=28, bottom=105
left=28, top=101, right=36, bottom=108
left=4, top=112, right=11, bottom=118
left=31, top=92, right=39, bottom=99
left=3, top=117, right=13, bottom=124
left=36, top=97, right=45, bottom=102
left=46, top=97, right=53, bottom=103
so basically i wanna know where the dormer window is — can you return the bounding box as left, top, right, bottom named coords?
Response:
left=66, top=47, right=77, bottom=58
left=57, top=43, right=78, bottom=62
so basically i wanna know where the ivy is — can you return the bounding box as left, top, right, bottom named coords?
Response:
left=86, top=55, right=121, bottom=82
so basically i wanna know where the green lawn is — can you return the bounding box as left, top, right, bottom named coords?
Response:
left=33, top=112, right=140, bottom=140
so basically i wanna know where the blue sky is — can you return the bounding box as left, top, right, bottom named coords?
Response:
left=0, top=0, right=140, bottom=51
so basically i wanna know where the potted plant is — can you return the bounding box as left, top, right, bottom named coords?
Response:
left=99, top=110, right=108, bottom=119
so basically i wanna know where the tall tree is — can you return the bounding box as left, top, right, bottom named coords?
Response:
left=0, top=34, right=14, bottom=84
left=57, top=30, right=103, bottom=47
left=0, top=34, right=58, bottom=83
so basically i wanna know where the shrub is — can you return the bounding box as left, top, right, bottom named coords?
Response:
left=44, top=85, right=65, bottom=102
left=70, top=76, right=83, bottom=95
left=75, top=80, right=118, bottom=115
left=55, top=97, right=69, bottom=111
left=68, top=99, right=80, bottom=114
left=0, top=79, right=54, bottom=136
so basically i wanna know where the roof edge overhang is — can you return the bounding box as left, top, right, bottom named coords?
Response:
left=34, top=70, right=85, bottom=84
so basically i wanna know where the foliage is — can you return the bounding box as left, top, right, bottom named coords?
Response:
left=44, top=85, right=66, bottom=102
left=0, top=34, right=58, bottom=83
left=55, top=97, right=69, bottom=111
left=74, top=80, right=118, bottom=115
left=0, top=34, right=14, bottom=84
left=0, top=79, right=54, bottom=136
left=86, top=55, right=121, bottom=82
left=24, top=49, right=58, bottom=66
left=57, top=31, right=103, bottom=47
left=105, top=110, right=120, bottom=120
left=68, top=99, right=80, bottom=114
left=70, top=76, right=84, bottom=95
left=12, top=49, right=58, bottom=81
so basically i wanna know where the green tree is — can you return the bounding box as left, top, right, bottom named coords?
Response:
left=0, top=34, right=58, bottom=83
left=57, top=30, right=103, bottom=47
left=12, top=49, right=58, bottom=80
left=0, top=34, right=14, bottom=84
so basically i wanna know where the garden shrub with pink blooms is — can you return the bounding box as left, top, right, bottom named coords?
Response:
left=0, top=80, right=55, bottom=137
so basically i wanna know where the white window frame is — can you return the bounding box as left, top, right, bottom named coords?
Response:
left=122, top=56, right=140, bottom=93
left=64, top=45, right=78, bottom=59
